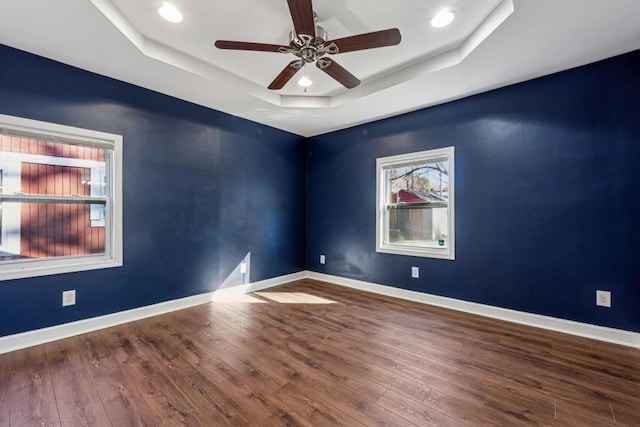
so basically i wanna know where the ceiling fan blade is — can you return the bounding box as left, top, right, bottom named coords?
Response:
left=287, top=0, right=316, bottom=37
left=268, top=60, right=303, bottom=90
left=316, top=58, right=360, bottom=89
left=215, top=40, right=287, bottom=53
left=326, top=28, right=401, bottom=54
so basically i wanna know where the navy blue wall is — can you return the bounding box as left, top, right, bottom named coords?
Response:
left=0, top=45, right=306, bottom=337
left=307, top=51, right=640, bottom=332
left=2, top=43, right=639, bottom=338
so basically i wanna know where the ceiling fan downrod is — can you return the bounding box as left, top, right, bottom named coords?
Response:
left=280, top=13, right=338, bottom=65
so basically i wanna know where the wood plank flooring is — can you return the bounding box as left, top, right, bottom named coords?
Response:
left=1, top=279, right=639, bottom=426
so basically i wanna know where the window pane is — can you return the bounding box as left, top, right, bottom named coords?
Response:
left=0, top=201, right=106, bottom=260
left=385, top=158, right=449, bottom=201
left=385, top=156, right=449, bottom=248
left=0, top=169, right=3, bottom=246
left=15, top=145, right=106, bottom=197
left=1, top=134, right=109, bottom=260
left=387, top=206, right=448, bottom=248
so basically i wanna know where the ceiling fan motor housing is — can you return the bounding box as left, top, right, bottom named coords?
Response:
left=288, top=22, right=329, bottom=62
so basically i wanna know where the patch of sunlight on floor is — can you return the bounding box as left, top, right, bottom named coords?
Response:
left=253, top=292, right=337, bottom=304
left=210, top=293, right=267, bottom=303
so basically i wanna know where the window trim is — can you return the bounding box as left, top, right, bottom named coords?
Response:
left=376, top=147, right=455, bottom=260
left=0, top=114, right=123, bottom=281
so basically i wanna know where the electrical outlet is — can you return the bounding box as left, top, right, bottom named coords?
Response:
left=240, top=262, right=247, bottom=274
left=320, top=254, right=326, bottom=265
left=62, top=290, right=76, bottom=307
left=411, top=266, right=419, bottom=279
left=596, top=290, right=611, bottom=308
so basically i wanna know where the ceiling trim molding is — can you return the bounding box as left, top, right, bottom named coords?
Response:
left=89, top=0, right=280, bottom=106
left=90, top=0, right=513, bottom=109
left=89, top=0, right=144, bottom=50
left=329, top=0, right=515, bottom=108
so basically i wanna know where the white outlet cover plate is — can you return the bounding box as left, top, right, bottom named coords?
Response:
left=411, top=267, right=419, bottom=278
left=320, top=255, right=326, bottom=265
left=62, top=290, right=76, bottom=307
left=596, top=290, right=611, bottom=308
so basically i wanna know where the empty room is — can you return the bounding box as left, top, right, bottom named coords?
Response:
left=1, top=0, right=639, bottom=425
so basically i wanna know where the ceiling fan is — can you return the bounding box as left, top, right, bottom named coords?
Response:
left=215, top=0, right=402, bottom=90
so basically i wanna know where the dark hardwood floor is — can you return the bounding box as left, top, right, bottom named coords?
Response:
left=1, top=279, right=639, bottom=426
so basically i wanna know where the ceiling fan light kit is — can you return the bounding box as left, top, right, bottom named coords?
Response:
left=215, top=0, right=402, bottom=90
left=298, top=75, right=313, bottom=87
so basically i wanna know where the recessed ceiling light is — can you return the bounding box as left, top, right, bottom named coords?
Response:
left=159, top=4, right=183, bottom=23
left=431, top=9, right=455, bottom=28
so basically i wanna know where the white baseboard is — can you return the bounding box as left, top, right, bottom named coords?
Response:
left=0, top=271, right=306, bottom=355
left=306, top=271, right=640, bottom=349
left=3, top=270, right=638, bottom=354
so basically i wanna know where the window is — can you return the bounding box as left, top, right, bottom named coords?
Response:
left=376, top=147, right=454, bottom=259
left=0, top=170, right=3, bottom=248
left=0, top=114, right=122, bottom=280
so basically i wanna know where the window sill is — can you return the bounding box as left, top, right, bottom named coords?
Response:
left=377, top=245, right=455, bottom=260
left=0, top=256, right=123, bottom=281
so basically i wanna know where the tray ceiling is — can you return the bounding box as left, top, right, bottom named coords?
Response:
left=0, top=0, right=639, bottom=136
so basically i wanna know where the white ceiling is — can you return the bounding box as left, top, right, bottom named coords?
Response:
left=0, top=0, right=639, bottom=137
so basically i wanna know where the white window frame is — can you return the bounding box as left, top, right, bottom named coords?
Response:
left=0, top=169, right=5, bottom=253
left=0, top=114, right=123, bottom=280
left=376, top=147, right=455, bottom=260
